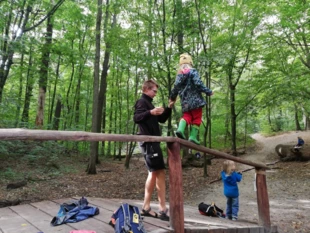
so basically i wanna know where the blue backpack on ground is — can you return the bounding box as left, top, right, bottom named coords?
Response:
left=109, top=203, right=147, bottom=233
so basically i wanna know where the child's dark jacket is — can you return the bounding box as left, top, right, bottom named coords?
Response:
left=170, top=68, right=212, bottom=113
left=221, top=171, right=242, bottom=198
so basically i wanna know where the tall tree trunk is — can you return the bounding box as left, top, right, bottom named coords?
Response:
left=124, top=66, right=138, bottom=168
left=107, top=84, right=114, bottom=156
left=147, top=0, right=152, bottom=79
left=15, top=53, right=24, bottom=127
left=304, top=114, right=310, bottom=130
left=0, top=1, right=14, bottom=102
left=87, top=0, right=103, bottom=174
left=49, top=55, right=61, bottom=127
left=230, top=83, right=237, bottom=156
left=35, top=15, right=53, bottom=128
left=53, top=98, right=62, bottom=130
left=63, top=56, right=75, bottom=130
left=175, top=0, right=183, bottom=52
left=294, top=104, right=301, bottom=131
left=21, top=48, right=34, bottom=125
left=194, top=0, right=213, bottom=176
left=84, top=74, right=91, bottom=131
left=160, top=0, right=173, bottom=137
left=75, top=76, right=81, bottom=127
left=98, top=2, right=115, bottom=160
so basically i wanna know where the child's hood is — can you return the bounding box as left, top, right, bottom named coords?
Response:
left=221, top=171, right=240, bottom=185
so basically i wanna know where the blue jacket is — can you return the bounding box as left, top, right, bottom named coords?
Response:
left=51, top=197, right=99, bottom=226
left=221, top=171, right=242, bottom=198
left=170, top=68, right=212, bottom=113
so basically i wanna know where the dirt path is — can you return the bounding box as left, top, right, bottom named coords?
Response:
left=191, top=131, right=310, bottom=233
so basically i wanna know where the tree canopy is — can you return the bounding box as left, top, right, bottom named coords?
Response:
left=1, top=0, right=309, bottom=161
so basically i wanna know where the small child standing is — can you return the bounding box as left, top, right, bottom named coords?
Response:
left=294, top=137, right=304, bottom=149
left=169, top=53, right=213, bottom=145
left=221, top=160, right=242, bottom=221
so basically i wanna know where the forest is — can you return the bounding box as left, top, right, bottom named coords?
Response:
left=1, top=0, right=310, bottom=172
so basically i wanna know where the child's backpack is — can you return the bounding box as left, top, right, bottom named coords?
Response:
left=198, top=202, right=225, bottom=218
left=109, top=203, right=147, bottom=233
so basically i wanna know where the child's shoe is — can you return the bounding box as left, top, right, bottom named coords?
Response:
left=175, top=119, right=187, bottom=139
left=188, top=125, right=200, bottom=145
left=232, top=217, right=237, bottom=221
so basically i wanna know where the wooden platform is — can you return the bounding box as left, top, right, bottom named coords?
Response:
left=0, top=197, right=277, bottom=233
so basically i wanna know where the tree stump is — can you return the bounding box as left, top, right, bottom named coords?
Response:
left=275, top=144, right=310, bottom=161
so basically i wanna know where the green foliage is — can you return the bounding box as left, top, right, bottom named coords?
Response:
left=1, top=168, right=18, bottom=179
left=0, top=141, right=84, bottom=183
left=1, top=0, right=310, bottom=159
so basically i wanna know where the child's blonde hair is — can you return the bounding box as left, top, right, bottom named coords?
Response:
left=223, top=160, right=235, bottom=175
left=179, top=53, right=193, bottom=66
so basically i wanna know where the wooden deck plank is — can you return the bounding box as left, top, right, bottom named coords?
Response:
left=52, top=197, right=172, bottom=233
left=0, top=198, right=275, bottom=233
left=183, top=204, right=265, bottom=230
left=33, top=199, right=114, bottom=233
left=70, top=197, right=173, bottom=232
left=0, top=207, right=40, bottom=233
left=10, top=202, right=74, bottom=233
left=83, top=198, right=168, bottom=224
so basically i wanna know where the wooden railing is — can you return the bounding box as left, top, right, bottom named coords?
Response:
left=0, top=129, right=271, bottom=232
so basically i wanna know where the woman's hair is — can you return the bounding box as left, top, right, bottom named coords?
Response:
left=223, top=160, right=235, bottom=175
left=142, top=79, right=159, bottom=92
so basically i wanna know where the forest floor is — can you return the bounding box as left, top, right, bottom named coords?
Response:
left=0, top=131, right=310, bottom=233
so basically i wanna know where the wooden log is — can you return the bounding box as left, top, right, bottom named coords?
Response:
left=0, top=199, right=21, bottom=208
left=0, top=128, right=175, bottom=143
left=178, top=138, right=269, bottom=170
left=255, top=168, right=271, bottom=231
left=167, top=141, right=184, bottom=233
left=0, top=128, right=269, bottom=170
left=6, top=180, right=27, bottom=189
left=275, top=144, right=310, bottom=161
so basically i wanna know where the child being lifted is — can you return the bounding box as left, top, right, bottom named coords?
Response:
left=169, top=53, right=213, bottom=145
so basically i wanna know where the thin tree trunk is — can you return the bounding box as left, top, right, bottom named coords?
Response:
left=107, top=89, right=114, bottom=156
left=49, top=55, right=61, bottom=127
left=87, top=0, right=103, bottom=174
left=15, top=53, right=24, bottom=127
left=305, top=114, right=310, bottom=130
left=230, top=84, right=237, bottom=156
left=63, top=56, right=75, bottom=130
left=53, top=98, right=62, bottom=130
left=294, top=104, right=301, bottom=131
left=35, top=14, right=53, bottom=128
left=147, top=0, right=152, bottom=79
left=21, top=49, right=34, bottom=125
left=0, top=0, right=15, bottom=102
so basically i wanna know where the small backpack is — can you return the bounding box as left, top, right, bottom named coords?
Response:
left=109, top=203, right=147, bottom=233
left=198, top=202, right=225, bottom=218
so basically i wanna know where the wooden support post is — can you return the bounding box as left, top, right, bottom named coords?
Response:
left=255, top=168, right=271, bottom=231
left=167, top=141, right=184, bottom=233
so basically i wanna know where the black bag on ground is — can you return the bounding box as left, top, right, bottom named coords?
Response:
left=198, top=202, right=225, bottom=218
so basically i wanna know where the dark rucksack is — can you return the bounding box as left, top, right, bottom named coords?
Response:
left=198, top=202, right=225, bottom=218
left=109, top=203, right=147, bottom=233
